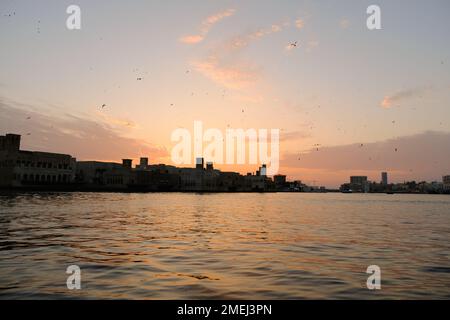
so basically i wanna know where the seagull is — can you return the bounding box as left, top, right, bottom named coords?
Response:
left=289, top=41, right=298, bottom=48
left=137, top=77, right=142, bottom=81
left=101, top=104, right=107, bottom=109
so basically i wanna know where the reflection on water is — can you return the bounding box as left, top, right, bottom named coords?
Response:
left=0, top=192, right=449, bottom=299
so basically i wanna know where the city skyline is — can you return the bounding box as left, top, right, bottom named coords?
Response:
left=1, top=131, right=448, bottom=192
left=1, top=0, right=450, bottom=187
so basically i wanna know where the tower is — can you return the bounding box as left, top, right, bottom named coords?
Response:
left=381, top=172, right=388, bottom=185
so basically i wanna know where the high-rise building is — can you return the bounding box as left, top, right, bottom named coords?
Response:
left=381, top=172, right=388, bottom=185
left=260, top=164, right=267, bottom=176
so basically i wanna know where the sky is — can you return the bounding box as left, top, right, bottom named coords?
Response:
left=1, top=0, right=449, bottom=187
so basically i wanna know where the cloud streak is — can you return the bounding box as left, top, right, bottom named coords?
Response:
left=281, top=131, right=450, bottom=186
left=179, top=9, right=235, bottom=44
left=381, top=86, right=432, bottom=108
left=0, top=98, right=168, bottom=162
left=191, top=22, right=287, bottom=89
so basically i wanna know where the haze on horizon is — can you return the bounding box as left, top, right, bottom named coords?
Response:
left=1, top=0, right=449, bottom=188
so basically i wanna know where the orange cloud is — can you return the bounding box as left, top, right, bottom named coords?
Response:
left=179, top=35, right=204, bottom=44
left=179, top=8, right=235, bottom=44
left=192, top=22, right=287, bottom=88
left=191, top=57, right=259, bottom=90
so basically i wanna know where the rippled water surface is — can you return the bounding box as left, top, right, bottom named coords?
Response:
left=0, top=192, right=449, bottom=299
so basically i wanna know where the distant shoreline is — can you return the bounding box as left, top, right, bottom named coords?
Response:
left=0, top=187, right=448, bottom=195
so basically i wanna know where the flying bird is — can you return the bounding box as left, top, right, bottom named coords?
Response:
left=101, top=104, right=107, bottom=109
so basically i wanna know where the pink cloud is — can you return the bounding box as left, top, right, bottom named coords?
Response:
left=179, top=8, right=235, bottom=45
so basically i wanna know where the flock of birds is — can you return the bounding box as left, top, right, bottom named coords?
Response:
left=4, top=10, right=446, bottom=165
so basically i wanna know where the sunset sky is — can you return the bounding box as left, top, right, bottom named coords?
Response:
left=1, top=0, right=449, bottom=187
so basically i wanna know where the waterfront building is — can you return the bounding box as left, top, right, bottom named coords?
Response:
left=0, top=133, right=311, bottom=193
left=135, top=157, right=149, bottom=170
left=342, top=176, right=370, bottom=193
left=0, top=133, right=76, bottom=188
left=443, top=175, right=450, bottom=193
left=273, top=174, right=287, bottom=190
left=75, top=159, right=133, bottom=189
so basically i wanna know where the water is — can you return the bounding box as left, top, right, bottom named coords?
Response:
left=0, top=192, right=449, bottom=299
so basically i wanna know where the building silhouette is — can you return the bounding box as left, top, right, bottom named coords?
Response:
left=0, top=133, right=76, bottom=188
